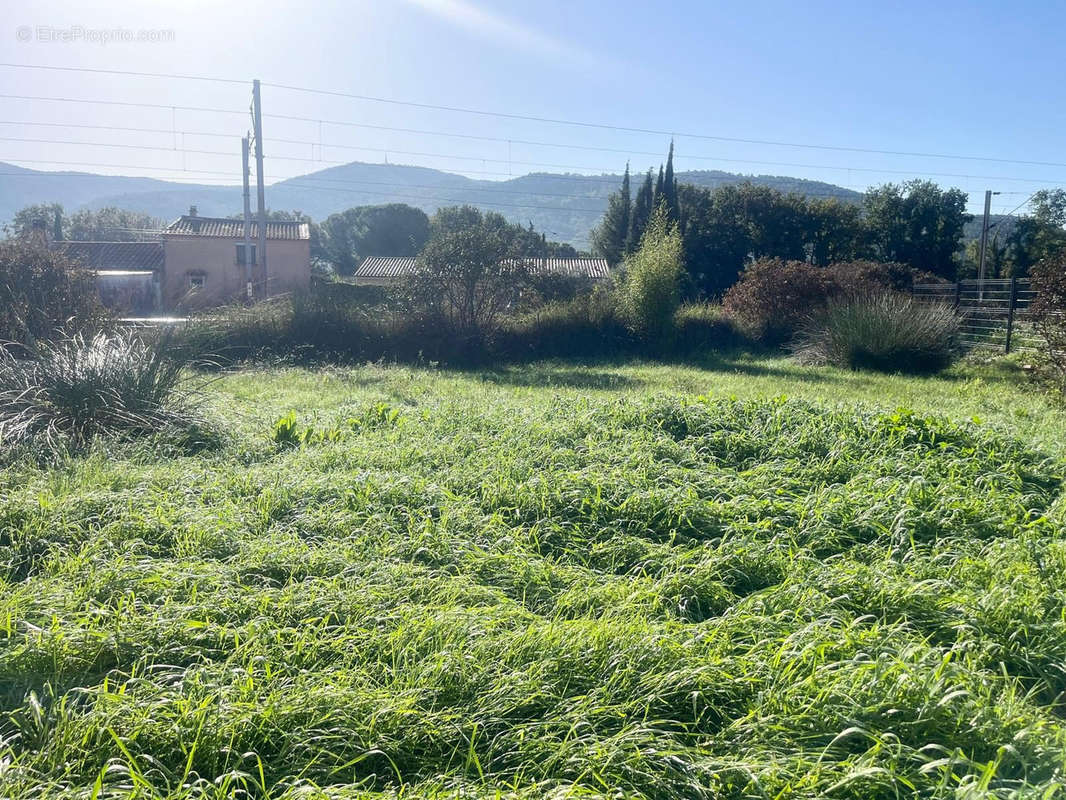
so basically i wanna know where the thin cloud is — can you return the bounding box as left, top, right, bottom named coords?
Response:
left=398, top=0, right=604, bottom=68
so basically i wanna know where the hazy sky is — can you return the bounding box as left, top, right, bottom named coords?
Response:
left=2, top=0, right=1064, bottom=214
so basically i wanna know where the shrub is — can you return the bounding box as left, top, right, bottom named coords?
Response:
left=407, top=207, right=532, bottom=347
left=0, top=329, right=214, bottom=454
left=0, top=239, right=110, bottom=347
left=619, top=206, right=682, bottom=340
left=792, top=292, right=960, bottom=373
left=723, top=258, right=921, bottom=343
left=722, top=259, right=838, bottom=343
left=496, top=288, right=627, bottom=360
left=673, top=303, right=743, bottom=354
left=1029, top=253, right=1066, bottom=395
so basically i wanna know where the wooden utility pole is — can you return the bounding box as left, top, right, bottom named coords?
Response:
left=241, top=135, right=254, bottom=302
left=252, top=79, right=267, bottom=295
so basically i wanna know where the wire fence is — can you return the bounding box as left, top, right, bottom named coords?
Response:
left=911, top=278, right=1041, bottom=354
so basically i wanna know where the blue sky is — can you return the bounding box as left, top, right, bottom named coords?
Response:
left=1, top=0, right=1064, bottom=215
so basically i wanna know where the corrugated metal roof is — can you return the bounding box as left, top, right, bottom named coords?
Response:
left=354, top=256, right=610, bottom=279
left=163, top=215, right=310, bottom=240
left=356, top=256, right=418, bottom=278
left=57, top=241, right=164, bottom=270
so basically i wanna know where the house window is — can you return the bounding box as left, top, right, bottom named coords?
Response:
left=236, top=244, right=257, bottom=265
left=188, top=273, right=206, bottom=289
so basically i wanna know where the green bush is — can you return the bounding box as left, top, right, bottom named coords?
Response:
left=183, top=284, right=742, bottom=367
left=792, top=292, right=960, bottom=373
left=0, top=239, right=110, bottom=347
left=497, top=288, right=627, bottom=360
left=0, top=329, right=215, bottom=454
left=673, top=302, right=744, bottom=354
left=619, top=207, right=682, bottom=340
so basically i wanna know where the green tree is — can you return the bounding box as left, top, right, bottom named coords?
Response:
left=654, top=164, right=665, bottom=207
left=662, top=141, right=680, bottom=224
left=6, top=203, right=66, bottom=240
left=408, top=206, right=532, bottom=340
left=591, top=163, right=631, bottom=265
left=317, top=204, right=431, bottom=275
left=862, top=180, right=971, bottom=278
left=801, top=198, right=866, bottom=266
left=0, top=239, right=109, bottom=347
left=627, top=170, right=656, bottom=254
left=1003, top=190, right=1066, bottom=276
left=67, top=207, right=163, bottom=241
left=620, top=205, right=682, bottom=341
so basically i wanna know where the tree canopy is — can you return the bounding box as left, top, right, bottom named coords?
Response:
left=5, top=205, right=162, bottom=242
left=316, top=204, right=431, bottom=275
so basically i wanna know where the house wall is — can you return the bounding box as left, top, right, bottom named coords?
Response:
left=161, top=236, right=310, bottom=310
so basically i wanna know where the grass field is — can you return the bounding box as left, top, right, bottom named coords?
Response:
left=2, top=353, right=1065, bottom=798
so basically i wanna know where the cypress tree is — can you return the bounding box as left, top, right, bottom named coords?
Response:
left=627, top=169, right=656, bottom=253
left=591, top=163, right=631, bottom=265
left=654, top=164, right=665, bottom=208
left=663, top=140, right=680, bottom=224
left=52, top=207, right=63, bottom=242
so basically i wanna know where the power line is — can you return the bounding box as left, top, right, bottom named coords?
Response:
left=0, top=62, right=247, bottom=85
left=0, top=93, right=244, bottom=116
left=2, top=63, right=1065, bottom=170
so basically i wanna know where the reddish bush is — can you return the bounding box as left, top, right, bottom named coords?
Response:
left=1029, top=253, right=1066, bottom=394
left=723, top=258, right=920, bottom=343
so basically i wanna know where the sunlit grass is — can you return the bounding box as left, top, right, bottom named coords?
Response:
left=1, top=353, right=1063, bottom=798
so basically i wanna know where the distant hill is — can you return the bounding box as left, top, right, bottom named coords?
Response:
left=0, top=160, right=876, bottom=249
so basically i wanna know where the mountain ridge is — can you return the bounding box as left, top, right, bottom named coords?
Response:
left=0, top=160, right=892, bottom=249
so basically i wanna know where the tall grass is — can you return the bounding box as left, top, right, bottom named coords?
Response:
left=0, top=363, right=1064, bottom=798
left=793, top=292, right=960, bottom=373
left=0, top=329, right=214, bottom=454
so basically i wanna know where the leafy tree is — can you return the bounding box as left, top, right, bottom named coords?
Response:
left=675, top=183, right=753, bottom=298
left=803, top=199, right=866, bottom=266
left=67, top=207, right=163, bottom=241
left=1001, top=190, right=1066, bottom=276
left=627, top=170, right=656, bottom=254
left=6, top=203, right=66, bottom=240
left=862, top=180, right=971, bottom=278
left=1032, top=189, right=1066, bottom=227
left=408, top=206, right=532, bottom=340
left=0, top=239, right=109, bottom=347
left=620, top=205, right=682, bottom=340
left=963, top=233, right=1008, bottom=279
left=6, top=204, right=163, bottom=242
left=317, top=204, right=431, bottom=275
left=591, top=164, right=631, bottom=265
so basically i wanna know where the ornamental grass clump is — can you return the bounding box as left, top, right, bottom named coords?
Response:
left=0, top=329, right=214, bottom=454
left=793, top=292, right=960, bottom=373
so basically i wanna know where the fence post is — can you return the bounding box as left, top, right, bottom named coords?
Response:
left=1004, top=276, right=1017, bottom=354
left=953, top=281, right=961, bottom=310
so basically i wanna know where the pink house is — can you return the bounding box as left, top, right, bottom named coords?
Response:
left=160, top=209, right=311, bottom=309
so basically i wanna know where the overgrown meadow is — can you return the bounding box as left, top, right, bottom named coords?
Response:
left=1, top=358, right=1065, bottom=799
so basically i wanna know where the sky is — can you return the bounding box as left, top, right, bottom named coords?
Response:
left=1, top=0, right=1064, bottom=215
